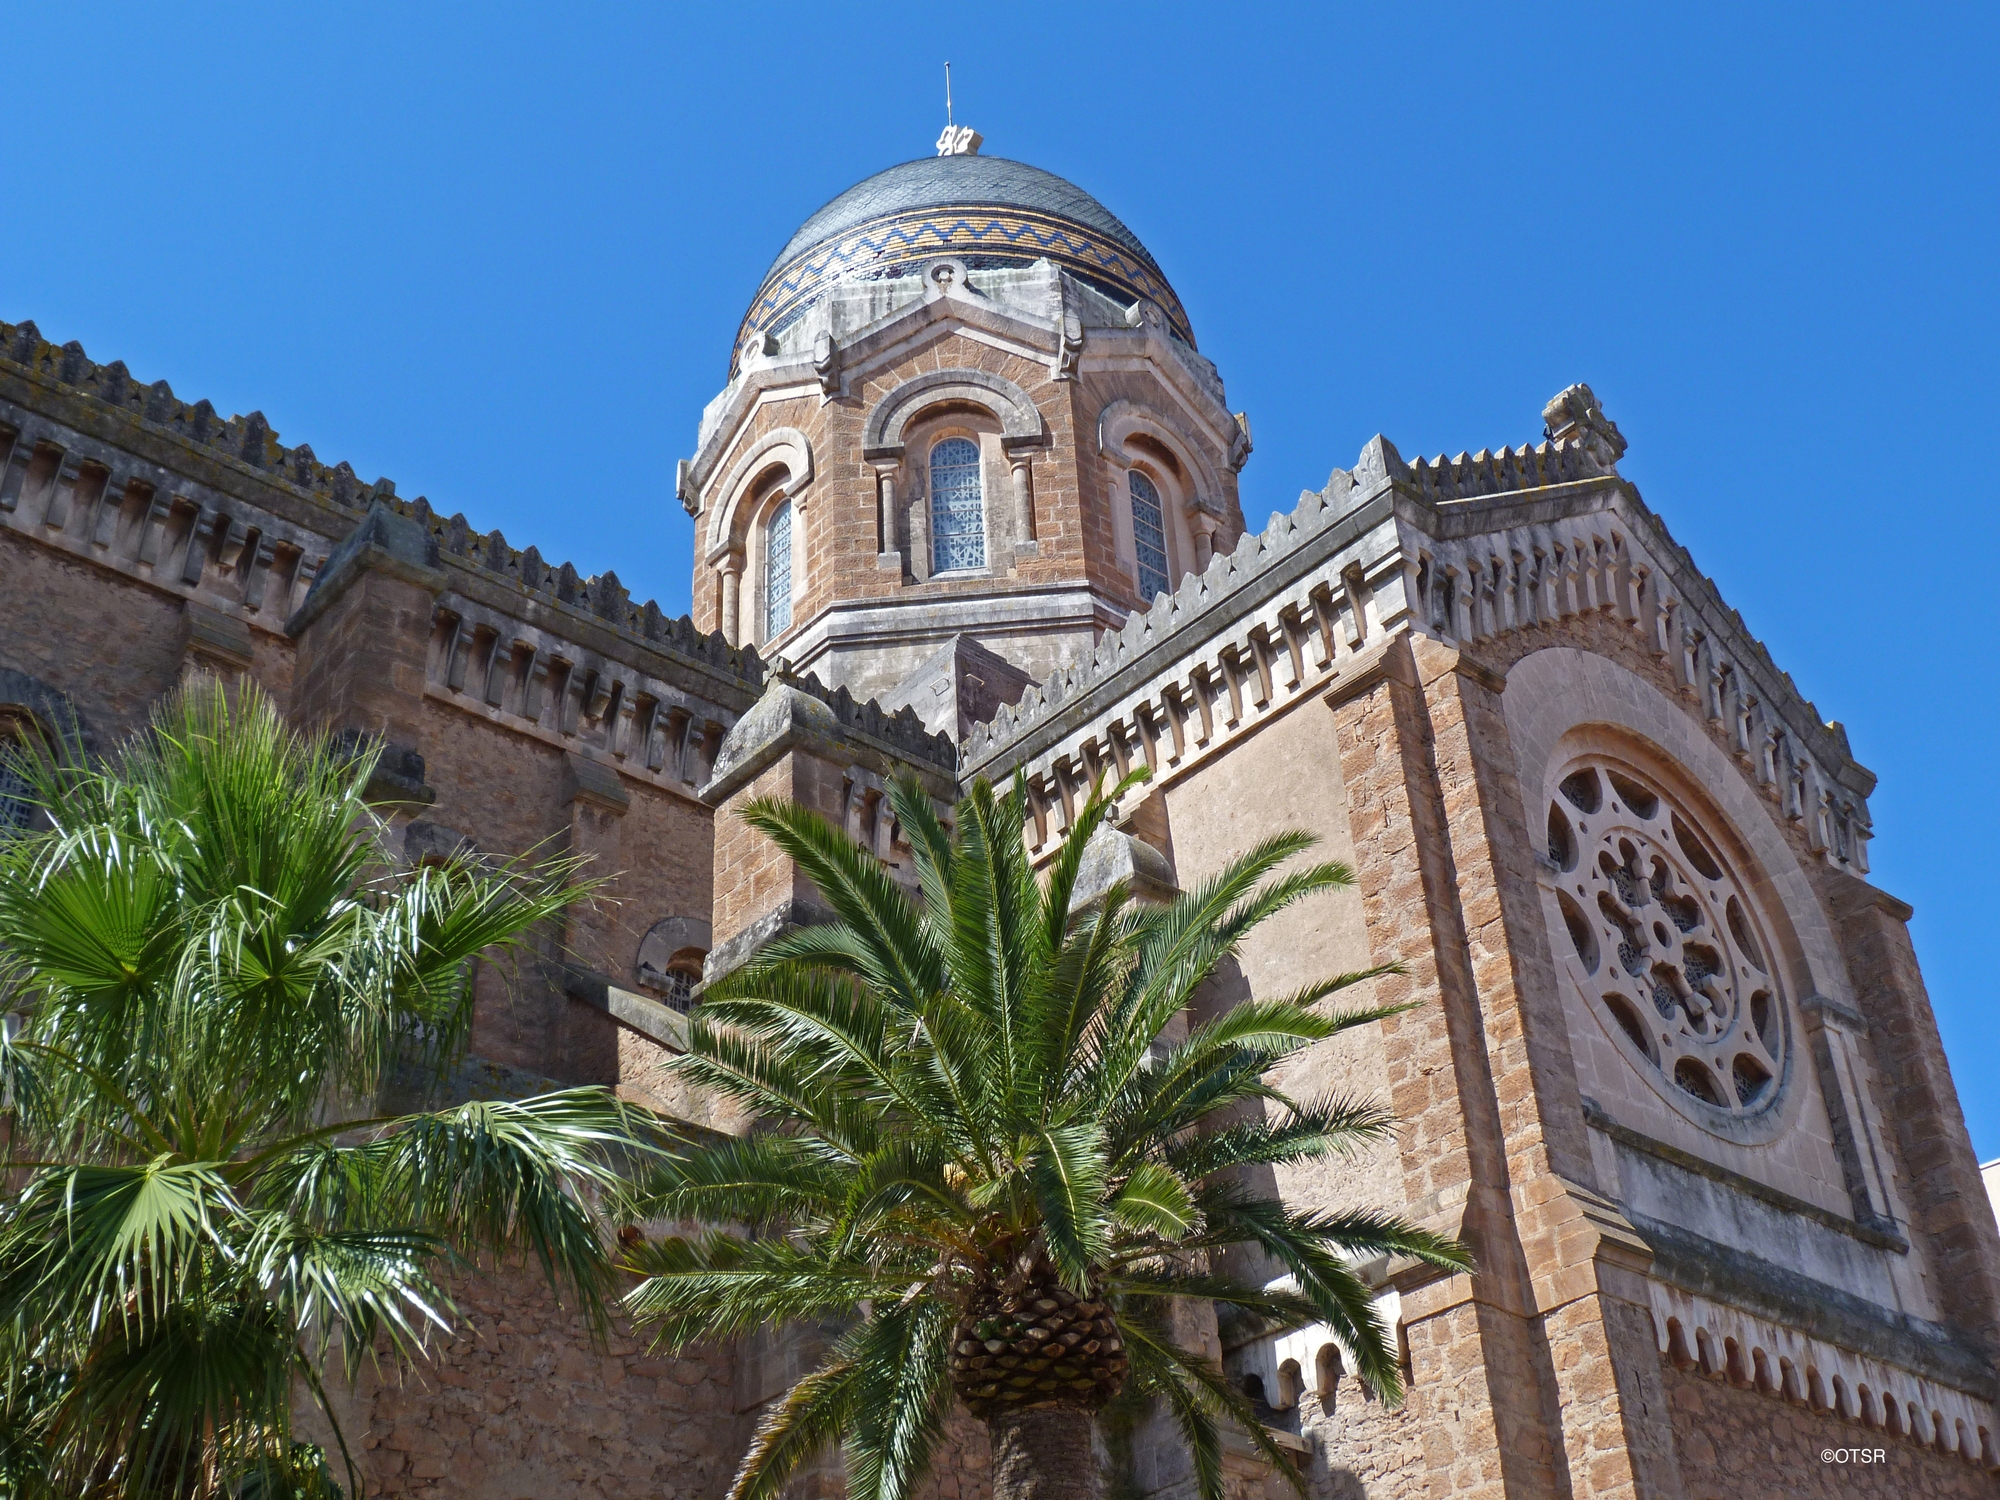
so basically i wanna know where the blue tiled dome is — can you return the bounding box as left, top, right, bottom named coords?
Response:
left=739, top=155, right=1192, bottom=358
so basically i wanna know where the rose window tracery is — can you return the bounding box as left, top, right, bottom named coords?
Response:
left=1545, top=756, right=1786, bottom=1117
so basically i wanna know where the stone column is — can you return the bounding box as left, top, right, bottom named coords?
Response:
left=1009, top=456, right=1035, bottom=548
left=718, top=554, right=743, bottom=646
left=873, top=464, right=902, bottom=571
left=1192, top=514, right=1218, bottom=572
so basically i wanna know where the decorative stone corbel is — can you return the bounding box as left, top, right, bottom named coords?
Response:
left=812, top=330, right=840, bottom=399
left=1227, top=411, right=1253, bottom=473
left=1052, top=310, right=1083, bottom=382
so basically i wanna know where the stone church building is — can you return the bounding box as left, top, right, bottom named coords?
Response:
left=2, top=136, right=1996, bottom=1499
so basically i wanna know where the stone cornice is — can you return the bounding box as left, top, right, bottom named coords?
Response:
left=964, top=394, right=1877, bottom=876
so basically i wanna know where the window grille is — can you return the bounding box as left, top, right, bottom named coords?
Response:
left=929, top=437, right=986, bottom=573
left=1129, top=470, right=1170, bottom=602
left=0, top=751, right=30, bottom=837
left=662, top=968, right=698, bottom=1015
left=765, top=499, right=793, bottom=638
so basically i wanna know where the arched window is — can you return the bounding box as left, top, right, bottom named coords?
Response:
left=764, top=499, right=793, bottom=638
left=660, top=948, right=706, bottom=1014
left=0, top=753, right=31, bottom=837
left=1129, top=470, right=1170, bottom=602
left=0, top=716, right=40, bottom=838
left=929, top=437, right=986, bottom=573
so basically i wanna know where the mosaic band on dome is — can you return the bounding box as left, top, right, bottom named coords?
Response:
left=737, top=204, right=1196, bottom=361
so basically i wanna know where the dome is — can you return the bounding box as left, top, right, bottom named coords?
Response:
left=738, top=155, right=1194, bottom=357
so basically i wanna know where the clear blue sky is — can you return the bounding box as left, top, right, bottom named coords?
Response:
left=5, top=4, right=1995, bottom=1153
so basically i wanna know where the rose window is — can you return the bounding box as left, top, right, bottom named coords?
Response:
left=1545, top=757, right=1786, bottom=1116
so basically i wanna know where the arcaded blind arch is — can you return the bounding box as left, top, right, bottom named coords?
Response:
left=1129, top=469, right=1170, bottom=602
left=764, top=498, right=793, bottom=638
left=929, top=436, right=986, bottom=573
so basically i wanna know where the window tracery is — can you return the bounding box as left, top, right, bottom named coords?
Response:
left=928, top=437, right=986, bottom=573
left=1545, top=754, right=1787, bottom=1118
left=764, top=498, right=793, bottom=639
left=1129, top=470, right=1170, bottom=602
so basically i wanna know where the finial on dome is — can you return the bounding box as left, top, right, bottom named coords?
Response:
left=937, top=60, right=980, bottom=155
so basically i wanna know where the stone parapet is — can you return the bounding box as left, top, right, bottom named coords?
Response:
left=698, top=670, right=956, bottom=985
left=962, top=388, right=1876, bottom=877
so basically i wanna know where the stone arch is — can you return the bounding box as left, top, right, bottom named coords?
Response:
left=0, top=668, right=86, bottom=836
left=861, top=369, right=1043, bottom=459
left=0, top=667, right=88, bottom=753
left=704, top=427, right=814, bottom=562
left=1314, top=1343, right=1343, bottom=1412
left=1096, top=397, right=1224, bottom=515
left=637, top=916, right=712, bottom=976
left=637, top=915, right=713, bottom=1012
left=1274, top=1358, right=1303, bottom=1410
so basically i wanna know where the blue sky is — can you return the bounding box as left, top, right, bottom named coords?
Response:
left=5, top=3, right=1995, bottom=1153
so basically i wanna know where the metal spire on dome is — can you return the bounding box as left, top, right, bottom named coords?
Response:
left=936, top=61, right=981, bottom=156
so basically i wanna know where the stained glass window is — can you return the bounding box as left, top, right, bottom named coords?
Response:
left=765, top=499, right=793, bottom=638
left=1130, top=470, right=1170, bottom=602
left=929, top=437, right=986, bottom=573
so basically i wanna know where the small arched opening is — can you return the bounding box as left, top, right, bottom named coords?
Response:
left=1314, top=1344, right=1343, bottom=1414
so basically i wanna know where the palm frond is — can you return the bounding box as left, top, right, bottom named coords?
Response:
left=618, top=762, right=1468, bottom=1500
left=727, top=1355, right=862, bottom=1500
left=841, top=1299, right=954, bottom=1500
left=1121, top=1317, right=1306, bottom=1497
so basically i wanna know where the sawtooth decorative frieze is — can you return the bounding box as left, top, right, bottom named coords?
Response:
left=1648, top=1281, right=1997, bottom=1469
left=964, top=386, right=1874, bottom=873
left=0, top=315, right=958, bottom=801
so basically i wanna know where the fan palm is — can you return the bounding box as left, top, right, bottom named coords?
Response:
left=0, top=681, right=657, bottom=1498
left=621, top=769, right=1471, bottom=1500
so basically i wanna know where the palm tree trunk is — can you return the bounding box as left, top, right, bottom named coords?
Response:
left=988, top=1405, right=1098, bottom=1500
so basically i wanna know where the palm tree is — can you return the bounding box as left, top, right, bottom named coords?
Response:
left=0, top=681, right=656, bottom=1498
left=621, top=770, right=1471, bottom=1500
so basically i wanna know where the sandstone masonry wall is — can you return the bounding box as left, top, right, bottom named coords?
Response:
left=303, top=1261, right=747, bottom=1500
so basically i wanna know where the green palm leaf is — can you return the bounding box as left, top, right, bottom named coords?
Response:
left=631, top=762, right=1469, bottom=1500
left=0, top=680, right=658, bottom=1496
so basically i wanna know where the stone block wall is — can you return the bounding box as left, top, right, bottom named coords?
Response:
left=0, top=527, right=271, bottom=738
left=1661, top=1360, right=1994, bottom=1500
left=1294, top=1376, right=1426, bottom=1500
left=302, top=1261, right=748, bottom=1500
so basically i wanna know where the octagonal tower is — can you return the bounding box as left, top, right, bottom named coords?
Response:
left=678, top=140, right=1250, bottom=737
